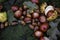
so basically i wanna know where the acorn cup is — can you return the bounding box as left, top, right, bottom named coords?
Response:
left=45, top=5, right=58, bottom=21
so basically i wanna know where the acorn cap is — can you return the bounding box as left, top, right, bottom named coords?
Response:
left=45, top=5, right=54, bottom=15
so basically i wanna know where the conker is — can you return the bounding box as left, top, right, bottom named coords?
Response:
left=0, top=23, right=4, bottom=29
left=29, top=24, right=34, bottom=29
left=39, top=15, right=47, bottom=23
left=40, top=37, right=45, bottom=40
left=11, top=5, right=19, bottom=11
left=31, top=0, right=39, bottom=4
left=34, top=26, right=39, bottom=31
left=40, top=23, right=49, bottom=32
left=32, top=12, right=39, bottom=19
left=34, top=31, right=43, bottom=37
left=40, top=37, right=50, bottom=40
left=0, top=4, right=3, bottom=10
left=24, top=17, right=31, bottom=23
left=14, top=10, right=22, bottom=19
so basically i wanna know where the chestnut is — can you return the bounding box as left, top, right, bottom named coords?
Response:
left=40, top=36, right=50, bottom=40
left=29, top=24, right=34, bottom=29
left=19, top=7, right=23, bottom=11
left=24, top=17, right=31, bottom=23
left=20, top=21, right=26, bottom=25
left=34, top=31, right=43, bottom=37
left=0, top=4, right=3, bottom=10
left=39, top=15, right=47, bottom=23
left=34, top=26, right=39, bottom=31
left=32, top=22, right=37, bottom=26
left=40, top=37, right=45, bottom=40
left=32, top=12, right=39, bottom=19
left=4, top=22, right=8, bottom=27
left=23, top=5, right=27, bottom=10
left=11, top=21, right=18, bottom=26
left=11, top=5, right=19, bottom=12
left=23, top=11, right=27, bottom=16
left=14, top=10, right=22, bottom=19
left=31, top=0, right=39, bottom=4
left=40, top=23, right=49, bottom=32
left=0, top=23, right=4, bottom=29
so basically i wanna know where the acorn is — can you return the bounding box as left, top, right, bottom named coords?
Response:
left=19, top=7, right=23, bottom=11
left=34, top=31, right=43, bottom=37
left=32, top=12, right=39, bottom=19
left=20, top=21, right=26, bottom=25
left=39, top=15, right=47, bottom=23
left=11, top=21, right=18, bottom=25
left=24, top=17, right=31, bottom=23
left=0, top=23, right=4, bottom=29
left=40, top=23, right=49, bottom=32
left=40, top=36, right=50, bottom=40
left=34, top=26, right=39, bottom=31
left=35, top=9, right=40, bottom=13
left=32, top=22, right=37, bottom=26
left=29, top=24, right=34, bottom=29
left=23, top=11, right=27, bottom=16
left=31, top=0, right=39, bottom=4
left=37, top=22, right=41, bottom=26
left=23, top=5, right=27, bottom=10
left=31, top=19, right=37, bottom=26
left=4, top=22, right=9, bottom=27
left=0, top=4, right=3, bottom=10
left=40, top=37, right=45, bottom=40
left=11, top=5, right=19, bottom=12
left=14, top=10, right=22, bottom=19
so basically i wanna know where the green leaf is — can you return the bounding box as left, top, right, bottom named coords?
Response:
left=7, top=10, right=17, bottom=24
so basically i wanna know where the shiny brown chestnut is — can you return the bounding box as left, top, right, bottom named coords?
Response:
left=11, top=5, right=19, bottom=12
left=14, top=10, right=22, bottom=19
left=40, top=23, right=49, bottom=32
left=32, top=12, right=39, bottom=19
left=34, top=31, right=43, bottom=38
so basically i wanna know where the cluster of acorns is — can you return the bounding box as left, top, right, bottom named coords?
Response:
left=0, top=0, right=58, bottom=40
left=11, top=3, right=49, bottom=40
